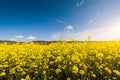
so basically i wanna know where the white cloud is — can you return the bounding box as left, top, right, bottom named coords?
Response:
left=28, top=36, right=36, bottom=40
left=15, top=35, right=24, bottom=39
left=66, top=25, right=74, bottom=30
left=8, top=38, right=16, bottom=41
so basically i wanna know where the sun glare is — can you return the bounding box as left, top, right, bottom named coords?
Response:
left=112, top=21, right=120, bottom=33
left=99, top=20, right=120, bottom=41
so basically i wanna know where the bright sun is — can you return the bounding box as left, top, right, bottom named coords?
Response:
left=102, top=20, right=120, bottom=40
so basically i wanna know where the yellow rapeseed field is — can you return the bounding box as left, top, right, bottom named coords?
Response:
left=0, top=41, right=120, bottom=80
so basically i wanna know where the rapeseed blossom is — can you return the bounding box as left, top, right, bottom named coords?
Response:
left=72, top=65, right=78, bottom=74
left=0, top=41, right=119, bottom=79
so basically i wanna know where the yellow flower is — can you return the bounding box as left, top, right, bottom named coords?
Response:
left=21, top=78, right=25, bottom=80
left=55, top=68, right=61, bottom=74
left=10, top=68, right=16, bottom=74
left=72, top=65, right=78, bottom=74
left=104, top=67, right=111, bottom=74
left=0, top=72, right=6, bottom=76
left=22, top=71, right=26, bottom=75
left=113, top=70, right=120, bottom=76
left=25, top=75, right=31, bottom=80
left=79, top=69, right=85, bottom=75
left=96, top=53, right=104, bottom=58
left=91, top=73, right=96, bottom=78
left=71, top=55, right=80, bottom=63
left=42, top=71, right=46, bottom=75
left=67, top=77, right=71, bottom=80
left=55, top=56, right=62, bottom=62
left=34, top=71, right=38, bottom=74
left=49, top=76, right=53, bottom=79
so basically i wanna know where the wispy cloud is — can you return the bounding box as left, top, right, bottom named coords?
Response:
left=49, top=17, right=67, bottom=25
left=80, top=0, right=85, bottom=6
left=15, top=35, right=24, bottom=39
left=56, top=19, right=66, bottom=24
left=97, top=13, right=101, bottom=16
left=88, top=10, right=104, bottom=24
left=88, top=18, right=96, bottom=24
left=76, top=0, right=85, bottom=7
left=97, top=10, right=104, bottom=16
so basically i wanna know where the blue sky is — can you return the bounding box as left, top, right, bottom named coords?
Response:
left=0, top=0, right=120, bottom=41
